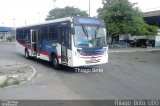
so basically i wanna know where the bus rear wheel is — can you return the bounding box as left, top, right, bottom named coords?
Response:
left=53, top=56, right=61, bottom=70
left=25, top=49, right=30, bottom=59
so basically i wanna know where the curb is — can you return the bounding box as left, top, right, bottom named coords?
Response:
left=5, top=42, right=15, bottom=44
left=0, top=63, right=36, bottom=89
left=109, top=48, right=160, bottom=53
left=0, top=42, right=15, bottom=44
left=24, top=64, right=37, bottom=82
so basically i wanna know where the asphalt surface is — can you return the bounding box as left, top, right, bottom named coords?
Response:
left=0, top=43, right=160, bottom=100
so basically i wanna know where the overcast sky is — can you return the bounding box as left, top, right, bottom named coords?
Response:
left=0, top=0, right=160, bottom=27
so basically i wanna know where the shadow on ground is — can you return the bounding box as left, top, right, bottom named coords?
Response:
left=16, top=53, right=102, bottom=74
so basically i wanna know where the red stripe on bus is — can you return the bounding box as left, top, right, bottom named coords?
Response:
left=16, top=39, right=31, bottom=50
left=16, top=39, right=50, bottom=57
left=16, top=39, right=62, bottom=58
left=57, top=56, right=62, bottom=59
left=79, top=53, right=103, bottom=56
left=37, top=50, right=51, bottom=57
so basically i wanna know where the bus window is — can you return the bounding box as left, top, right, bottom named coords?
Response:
left=40, top=26, right=48, bottom=40
left=24, top=29, right=30, bottom=41
left=59, top=26, right=71, bottom=49
left=16, top=30, right=20, bottom=39
left=18, top=29, right=24, bottom=43
left=49, top=25, right=58, bottom=41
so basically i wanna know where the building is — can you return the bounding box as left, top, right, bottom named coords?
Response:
left=143, top=10, right=160, bottom=47
left=0, top=26, right=12, bottom=42
left=121, top=10, right=160, bottom=45
left=143, top=10, right=160, bottom=28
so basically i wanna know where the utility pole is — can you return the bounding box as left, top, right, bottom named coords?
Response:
left=89, top=0, right=90, bottom=16
left=13, top=18, right=16, bottom=42
left=37, top=12, right=40, bottom=23
left=52, top=0, right=56, bottom=8
left=13, top=18, right=16, bottom=28
left=25, top=19, right=27, bottom=25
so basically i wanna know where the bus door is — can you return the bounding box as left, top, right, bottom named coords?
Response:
left=30, top=29, right=38, bottom=56
left=59, top=26, right=70, bottom=64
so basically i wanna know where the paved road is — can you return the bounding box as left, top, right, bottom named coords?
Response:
left=0, top=43, right=160, bottom=100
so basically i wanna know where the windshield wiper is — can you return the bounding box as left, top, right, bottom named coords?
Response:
left=81, top=25, right=88, bottom=39
left=95, top=26, right=100, bottom=39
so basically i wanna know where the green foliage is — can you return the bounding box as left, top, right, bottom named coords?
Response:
left=14, top=80, right=20, bottom=85
left=0, top=80, right=9, bottom=88
left=46, top=6, right=88, bottom=20
left=142, top=23, right=158, bottom=36
left=0, top=78, right=20, bottom=88
left=10, top=28, right=16, bottom=37
left=98, top=0, right=157, bottom=37
left=7, top=36, right=12, bottom=42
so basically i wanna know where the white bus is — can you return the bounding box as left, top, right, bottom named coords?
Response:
left=16, top=17, right=108, bottom=69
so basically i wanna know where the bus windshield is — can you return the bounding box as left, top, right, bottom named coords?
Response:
left=74, top=25, right=107, bottom=48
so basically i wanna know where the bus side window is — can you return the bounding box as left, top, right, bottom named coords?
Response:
left=16, top=30, right=19, bottom=39
left=60, top=27, right=65, bottom=45
left=66, top=27, right=71, bottom=49
left=24, top=29, right=30, bottom=42
left=19, top=29, right=24, bottom=43
left=49, top=25, right=58, bottom=41
left=40, top=26, right=48, bottom=40
left=59, top=26, right=71, bottom=49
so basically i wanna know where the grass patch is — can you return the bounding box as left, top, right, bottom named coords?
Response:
left=0, top=80, right=9, bottom=88
left=14, top=80, right=20, bottom=85
left=0, top=79, right=20, bottom=88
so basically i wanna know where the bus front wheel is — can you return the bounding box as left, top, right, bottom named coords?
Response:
left=53, top=56, right=61, bottom=70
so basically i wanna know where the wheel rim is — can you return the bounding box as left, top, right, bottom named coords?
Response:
left=53, top=58, right=58, bottom=66
left=25, top=50, right=28, bottom=58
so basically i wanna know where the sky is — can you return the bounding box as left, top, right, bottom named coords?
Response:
left=0, top=0, right=160, bottom=27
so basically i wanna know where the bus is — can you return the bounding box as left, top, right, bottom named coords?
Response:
left=16, top=17, right=108, bottom=69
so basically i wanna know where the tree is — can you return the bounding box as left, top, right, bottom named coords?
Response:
left=98, top=0, right=158, bottom=45
left=142, top=23, right=157, bottom=39
left=7, top=28, right=16, bottom=42
left=98, top=0, right=144, bottom=38
left=46, top=6, right=88, bottom=20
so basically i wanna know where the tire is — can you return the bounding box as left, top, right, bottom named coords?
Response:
left=52, top=56, right=61, bottom=70
left=25, top=49, right=30, bottom=59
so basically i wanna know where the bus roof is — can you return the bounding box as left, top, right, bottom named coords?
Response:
left=17, top=17, right=73, bottom=29
left=16, top=16, right=104, bottom=29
